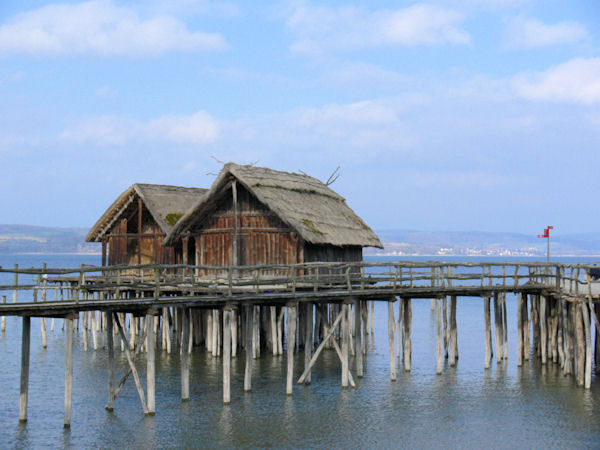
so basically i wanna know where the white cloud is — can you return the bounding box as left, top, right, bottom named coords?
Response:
left=0, top=0, right=227, bottom=56
left=504, top=16, right=587, bottom=49
left=146, top=111, right=220, bottom=144
left=286, top=3, right=470, bottom=54
left=95, top=85, right=117, bottom=99
left=62, top=111, right=220, bottom=145
left=513, top=58, right=600, bottom=104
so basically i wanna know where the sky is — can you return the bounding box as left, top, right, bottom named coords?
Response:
left=1, top=0, right=599, bottom=235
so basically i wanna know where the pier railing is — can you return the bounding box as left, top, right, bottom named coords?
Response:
left=1, top=261, right=599, bottom=307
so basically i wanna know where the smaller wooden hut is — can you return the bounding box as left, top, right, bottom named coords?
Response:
left=86, top=184, right=206, bottom=266
left=163, top=163, right=382, bottom=267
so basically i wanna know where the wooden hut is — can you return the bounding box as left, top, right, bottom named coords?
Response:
left=86, top=184, right=207, bottom=266
left=163, top=163, right=382, bottom=267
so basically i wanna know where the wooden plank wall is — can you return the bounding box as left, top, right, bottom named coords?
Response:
left=192, top=184, right=299, bottom=271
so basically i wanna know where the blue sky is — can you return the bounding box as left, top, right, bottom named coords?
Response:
left=1, top=0, right=599, bottom=235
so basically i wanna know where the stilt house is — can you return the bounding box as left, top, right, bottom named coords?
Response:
left=86, top=184, right=207, bottom=266
left=163, top=163, right=382, bottom=267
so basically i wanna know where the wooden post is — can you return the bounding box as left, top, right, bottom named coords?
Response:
left=342, top=303, right=350, bottom=387
left=223, top=308, right=231, bottom=404
left=232, top=180, right=238, bottom=268
left=484, top=296, right=491, bottom=369
left=397, top=297, right=403, bottom=360
left=1, top=295, right=6, bottom=332
left=41, top=264, right=47, bottom=348
left=442, top=296, right=448, bottom=358
left=402, top=297, right=412, bottom=371
left=253, top=305, right=260, bottom=359
left=436, top=297, right=443, bottom=374
left=19, top=316, right=30, bottom=422
left=517, top=293, right=523, bottom=366
left=270, top=306, right=278, bottom=356
left=277, top=307, right=284, bottom=355
left=106, top=312, right=115, bottom=411
left=493, top=293, right=502, bottom=364
left=370, top=301, right=374, bottom=335
left=523, top=294, right=530, bottom=361
left=388, top=299, right=397, bottom=380
left=582, top=301, right=592, bottom=389
left=450, top=295, right=457, bottom=366
left=244, top=305, right=253, bottom=392
left=231, top=308, right=237, bottom=358
left=64, top=315, right=74, bottom=428
left=286, top=303, right=297, bottom=395
left=594, top=303, right=600, bottom=373
left=563, top=301, right=572, bottom=375
left=304, top=302, right=313, bottom=384
left=146, top=312, right=156, bottom=414
left=163, top=308, right=171, bottom=354
left=502, top=293, right=508, bottom=359
left=354, top=298, right=363, bottom=378
left=532, top=295, right=539, bottom=358
left=550, top=298, right=558, bottom=363
left=181, top=308, right=190, bottom=401
left=575, top=303, right=585, bottom=386
left=540, top=295, right=547, bottom=364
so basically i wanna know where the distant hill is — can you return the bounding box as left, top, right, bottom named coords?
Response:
left=0, top=224, right=99, bottom=253
left=1, top=224, right=599, bottom=256
left=366, top=230, right=600, bottom=257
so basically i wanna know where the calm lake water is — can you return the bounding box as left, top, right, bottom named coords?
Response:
left=1, top=254, right=599, bottom=448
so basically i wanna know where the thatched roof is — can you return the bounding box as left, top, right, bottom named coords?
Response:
left=86, top=184, right=207, bottom=242
left=163, top=163, right=382, bottom=248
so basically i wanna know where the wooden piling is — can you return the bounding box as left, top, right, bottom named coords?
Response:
left=442, top=296, right=448, bottom=358
left=64, top=315, right=74, bottom=428
left=231, top=308, right=237, bottom=358
left=388, top=300, right=397, bottom=380
left=106, top=312, right=115, bottom=411
left=163, top=307, right=171, bottom=354
left=595, top=303, right=600, bottom=373
left=223, top=308, right=231, bottom=404
left=493, top=293, right=502, bottom=364
left=575, top=303, right=585, bottom=386
left=19, top=316, right=30, bottom=422
left=181, top=308, right=190, bottom=401
left=146, top=312, right=156, bottom=414
left=517, top=293, right=523, bottom=366
left=484, top=296, right=491, bottom=369
left=449, top=295, right=457, bottom=366
left=270, top=306, right=277, bottom=356
left=540, top=295, right=547, bottom=364
left=354, top=298, right=363, bottom=378
left=523, top=294, right=530, bottom=361
left=550, top=297, right=558, bottom=362
left=1, top=295, right=6, bottom=332
left=253, top=305, right=260, bottom=359
left=244, top=305, right=253, bottom=392
left=402, top=297, right=412, bottom=371
left=502, top=293, right=508, bottom=359
left=582, top=301, right=592, bottom=389
left=342, top=303, right=350, bottom=387
left=436, top=297, right=443, bottom=374
left=304, top=302, right=313, bottom=384
left=286, top=303, right=297, bottom=395
left=532, top=295, right=539, bottom=358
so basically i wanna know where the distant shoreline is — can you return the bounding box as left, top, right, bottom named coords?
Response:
left=0, top=252, right=102, bottom=256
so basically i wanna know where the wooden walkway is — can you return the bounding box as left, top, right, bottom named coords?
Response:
left=0, top=261, right=599, bottom=427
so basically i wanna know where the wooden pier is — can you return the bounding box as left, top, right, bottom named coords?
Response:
left=1, top=260, right=599, bottom=427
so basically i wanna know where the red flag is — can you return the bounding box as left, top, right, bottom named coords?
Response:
left=537, top=226, right=553, bottom=238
